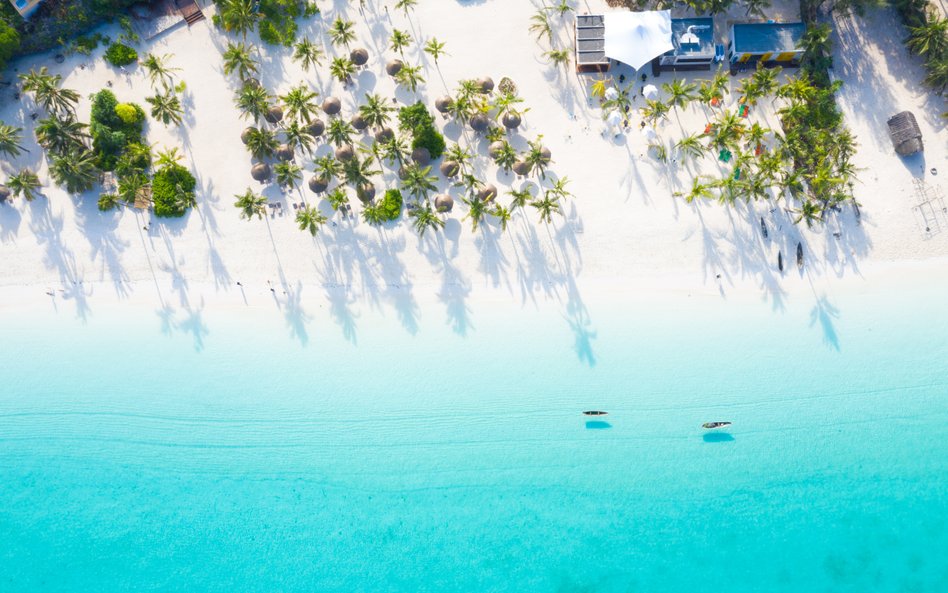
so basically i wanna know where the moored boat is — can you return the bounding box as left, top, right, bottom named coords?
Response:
left=702, top=421, right=732, bottom=429
left=796, top=242, right=804, bottom=268
left=760, top=217, right=768, bottom=239
left=582, top=410, right=608, bottom=416
left=778, top=251, right=783, bottom=272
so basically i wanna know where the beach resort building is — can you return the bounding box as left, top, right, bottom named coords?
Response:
left=7, top=0, right=42, bottom=17
left=656, top=17, right=718, bottom=72
left=727, top=22, right=806, bottom=70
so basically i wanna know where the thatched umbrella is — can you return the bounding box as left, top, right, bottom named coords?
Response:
left=241, top=126, right=257, bottom=144
left=245, top=77, right=261, bottom=89
left=276, top=143, right=294, bottom=161
left=356, top=182, right=376, bottom=203
left=477, top=183, right=498, bottom=202
left=350, top=48, right=369, bottom=67
left=488, top=141, right=506, bottom=159
left=251, top=163, right=272, bottom=182
left=502, top=112, right=521, bottom=130
left=478, top=76, right=494, bottom=93
left=439, top=160, right=459, bottom=178
left=435, top=95, right=454, bottom=114
left=469, top=113, right=489, bottom=133
left=513, top=160, right=530, bottom=176
left=308, top=176, right=328, bottom=194
left=375, top=127, right=395, bottom=143
left=434, top=194, right=454, bottom=213
left=322, top=96, right=341, bottom=116
left=350, top=113, right=368, bottom=131
left=264, top=105, right=284, bottom=124
left=411, top=147, right=431, bottom=165
left=0, top=185, right=10, bottom=202
left=540, top=146, right=552, bottom=164
left=307, top=118, right=325, bottom=138
left=335, top=144, right=355, bottom=161
left=887, top=111, right=924, bottom=156
left=386, top=59, right=403, bottom=76
left=398, top=165, right=410, bottom=180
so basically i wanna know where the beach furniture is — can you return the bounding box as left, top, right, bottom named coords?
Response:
left=886, top=111, right=923, bottom=156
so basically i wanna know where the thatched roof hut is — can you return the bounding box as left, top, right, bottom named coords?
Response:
left=539, top=146, right=552, bottom=163
left=251, top=162, right=272, bottom=182
left=513, top=160, right=531, bottom=176
left=439, top=160, right=460, bottom=178
left=322, top=97, right=341, bottom=116
left=411, top=147, right=431, bottom=165
left=435, top=194, right=454, bottom=213
left=386, top=59, right=403, bottom=76
left=375, top=127, right=395, bottom=143
left=276, top=144, right=294, bottom=161
left=488, top=141, right=506, bottom=159
left=307, top=119, right=325, bottom=137
left=435, top=95, right=454, bottom=114
left=308, top=176, right=328, bottom=194
left=477, top=76, right=494, bottom=93
left=356, top=182, right=376, bottom=203
left=887, top=111, right=923, bottom=156
left=264, top=105, right=284, bottom=124
left=469, top=113, right=489, bottom=133
left=241, top=126, right=257, bottom=144
left=335, top=144, right=355, bottom=161
left=502, top=112, right=521, bottom=130
left=350, top=113, right=368, bottom=131
left=350, top=48, right=369, bottom=66
left=477, top=184, right=498, bottom=202
left=245, top=77, right=261, bottom=89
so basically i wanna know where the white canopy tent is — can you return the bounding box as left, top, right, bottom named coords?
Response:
left=603, top=10, right=674, bottom=72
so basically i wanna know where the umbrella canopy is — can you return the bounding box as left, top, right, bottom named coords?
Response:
left=641, top=127, right=658, bottom=141
left=386, top=59, right=403, bottom=76
left=470, top=113, right=489, bottom=133
left=350, top=48, right=369, bottom=66
left=604, top=87, right=619, bottom=101
left=308, top=176, right=328, bottom=193
left=307, top=119, right=325, bottom=137
left=251, top=163, right=272, bottom=182
left=434, top=194, right=454, bottom=213
left=513, top=160, right=531, bottom=176
left=265, top=105, right=284, bottom=124
left=335, top=144, right=354, bottom=161
left=276, top=144, right=294, bottom=161
left=477, top=77, right=494, bottom=93
left=0, top=185, right=10, bottom=202
left=439, top=160, right=459, bottom=178
left=375, top=127, right=394, bottom=143
left=435, top=95, right=454, bottom=114
left=502, top=112, right=521, bottom=130
left=605, top=110, right=623, bottom=127
left=322, top=97, right=341, bottom=115
left=643, top=84, right=658, bottom=99
left=241, top=126, right=257, bottom=144
left=350, top=114, right=368, bottom=131
left=411, top=147, right=431, bottom=165
left=477, top=184, right=498, bottom=202
left=603, top=10, right=673, bottom=71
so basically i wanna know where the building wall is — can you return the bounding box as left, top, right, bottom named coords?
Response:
left=9, top=0, right=43, bottom=17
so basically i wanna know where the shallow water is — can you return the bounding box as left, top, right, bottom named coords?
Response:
left=1, top=283, right=947, bottom=592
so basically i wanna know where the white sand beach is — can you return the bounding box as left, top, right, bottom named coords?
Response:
left=0, top=0, right=945, bottom=334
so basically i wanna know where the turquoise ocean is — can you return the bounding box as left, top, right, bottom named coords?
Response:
left=1, top=279, right=947, bottom=592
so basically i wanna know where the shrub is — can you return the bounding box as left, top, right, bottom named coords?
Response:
left=363, top=188, right=403, bottom=225
left=398, top=102, right=435, bottom=133
left=411, top=126, right=446, bottom=160
left=115, top=102, right=141, bottom=124
left=89, top=89, right=145, bottom=170
left=97, top=193, right=120, bottom=212
left=104, top=42, right=137, bottom=67
left=151, top=163, right=196, bottom=218
left=0, top=20, right=20, bottom=72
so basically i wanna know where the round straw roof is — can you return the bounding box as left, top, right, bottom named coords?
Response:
left=251, top=162, right=272, bottom=182
left=434, top=194, right=454, bottom=213
left=350, top=48, right=369, bottom=66
left=322, top=97, right=341, bottom=115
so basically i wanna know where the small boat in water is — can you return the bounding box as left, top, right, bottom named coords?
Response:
left=582, top=410, right=608, bottom=416
left=702, top=421, right=732, bottom=430
left=777, top=251, right=783, bottom=272
left=796, top=242, right=804, bottom=269
left=760, top=217, right=768, bottom=239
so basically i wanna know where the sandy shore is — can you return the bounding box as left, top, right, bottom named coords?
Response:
left=0, top=0, right=945, bottom=332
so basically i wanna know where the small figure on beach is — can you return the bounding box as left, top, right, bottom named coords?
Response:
left=236, top=281, right=242, bottom=287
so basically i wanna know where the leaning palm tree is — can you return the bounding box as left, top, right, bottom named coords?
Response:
left=359, top=93, right=394, bottom=131
left=750, top=62, right=782, bottom=101
left=492, top=205, right=512, bottom=232
left=524, top=136, right=552, bottom=179
left=235, top=84, right=271, bottom=123
left=34, top=115, right=88, bottom=155
left=641, top=99, right=670, bottom=127
left=491, top=140, right=518, bottom=172
left=394, top=64, right=425, bottom=93
left=217, top=0, right=259, bottom=40
left=329, top=57, right=356, bottom=85
left=423, top=38, right=448, bottom=65
left=508, top=186, right=534, bottom=212
left=801, top=23, right=833, bottom=57
left=673, top=176, right=715, bottom=203
left=282, top=121, right=315, bottom=155
left=662, top=79, right=697, bottom=128
left=313, top=154, right=343, bottom=184
left=400, top=163, right=438, bottom=201
left=547, top=176, right=573, bottom=202
left=274, top=161, right=303, bottom=192
left=409, top=201, right=445, bottom=236
left=676, top=133, right=707, bottom=162
left=328, top=18, right=356, bottom=49
left=0, top=122, right=25, bottom=158
left=444, top=143, right=474, bottom=174
left=922, top=56, right=948, bottom=91
left=793, top=200, right=823, bottom=227
left=394, top=0, right=417, bottom=17
left=6, top=169, right=42, bottom=201
left=234, top=188, right=267, bottom=220
left=244, top=127, right=279, bottom=159
left=146, top=90, right=184, bottom=126
left=280, top=83, right=319, bottom=123
left=710, top=66, right=730, bottom=101
left=462, top=195, right=489, bottom=233
left=222, top=42, right=258, bottom=81
left=141, top=53, right=180, bottom=90
left=296, top=204, right=328, bottom=236
left=49, top=149, right=98, bottom=194
left=544, top=49, right=571, bottom=74
left=19, top=68, right=79, bottom=116
left=326, top=118, right=355, bottom=147
left=292, top=37, right=324, bottom=72
left=711, top=109, right=746, bottom=151
left=530, top=191, right=562, bottom=224
left=390, top=29, right=412, bottom=56
left=378, top=133, right=410, bottom=167
left=529, top=9, right=553, bottom=44
left=906, top=16, right=948, bottom=59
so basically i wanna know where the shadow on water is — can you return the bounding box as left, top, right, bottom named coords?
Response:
left=703, top=432, right=735, bottom=443
left=585, top=420, right=612, bottom=430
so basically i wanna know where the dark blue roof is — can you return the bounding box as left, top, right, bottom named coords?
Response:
left=666, top=17, right=715, bottom=57
left=732, top=22, right=806, bottom=54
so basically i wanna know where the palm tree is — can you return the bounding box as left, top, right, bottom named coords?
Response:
left=6, top=169, right=42, bottom=201
left=697, top=80, right=722, bottom=114
left=424, top=38, right=448, bottom=65
left=492, top=205, right=512, bottom=231
left=141, top=53, right=180, bottom=90
left=390, top=29, right=412, bottom=56
left=750, top=63, right=782, bottom=100
left=217, top=0, right=259, bottom=40
left=676, top=134, right=707, bottom=162
left=744, top=122, right=769, bottom=152
left=274, top=161, right=303, bottom=192
left=445, top=143, right=474, bottom=174
left=550, top=0, right=573, bottom=17
left=711, top=109, right=746, bottom=151
left=244, top=127, right=279, bottom=159
left=0, top=122, right=25, bottom=158
left=743, top=0, right=771, bottom=18
left=292, top=37, right=324, bottom=72
left=462, top=194, right=489, bottom=232
left=282, top=121, right=315, bottom=155
left=326, top=118, right=355, bottom=147
left=222, top=42, right=258, bottom=81
left=524, top=136, right=552, bottom=179
left=234, top=188, right=267, bottom=220
left=547, top=176, right=572, bottom=202
left=342, top=154, right=380, bottom=191
left=589, top=77, right=610, bottom=100
left=49, top=149, right=97, bottom=194
left=378, top=133, right=410, bottom=167
left=296, top=204, right=328, bottom=236
left=801, top=23, right=832, bottom=58
left=34, top=115, right=88, bottom=155
left=410, top=201, right=445, bottom=236
left=641, top=99, right=670, bottom=127
left=155, top=146, right=182, bottom=168
left=359, top=93, right=394, bottom=131
left=737, top=77, right=763, bottom=106
left=146, top=90, right=184, bottom=126
left=19, top=68, right=79, bottom=116
left=491, top=140, right=518, bottom=172
left=326, top=187, right=349, bottom=212
left=508, top=186, right=534, bottom=212
left=530, top=191, right=562, bottom=224
left=793, top=200, right=823, bottom=227
left=662, top=79, right=697, bottom=124
left=923, top=57, right=948, bottom=91
left=313, top=154, right=343, bottom=184
left=711, top=174, right=746, bottom=204
left=117, top=171, right=148, bottom=205
left=400, top=163, right=438, bottom=201
left=394, top=0, right=417, bottom=17
left=394, top=64, right=425, bottom=93
left=235, top=84, right=271, bottom=123
left=710, top=66, right=730, bottom=102
left=544, top=49, right=571, bottom=74
left=328, top=18, right=356, bottom=49
left=673, top=176, right=715, bottom=203
left=330, top=57, right=356, bottom=85
left=529, top=9, right=552, bottom=44
left=601, top=86, right=632, bottom=115
left=280, top=83, right=319, bottom=123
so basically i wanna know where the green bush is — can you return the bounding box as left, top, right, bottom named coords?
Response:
left=104, top=42, right=137, bottom=66
left=151, top=163, right=196, bottom=218
left=97, top=193, right=120, bottom=212
left=115, top=102, right=141, bottom=124
left=89, top=89, right=145, bottom=171
left=0, top=19, right=20, bottom=72
left=398, top=102, right=435, bottom=133
left=411, top=126, right=446, bottom=160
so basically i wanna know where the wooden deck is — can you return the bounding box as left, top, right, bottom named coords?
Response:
left=175, top=0, right=205, bottom=25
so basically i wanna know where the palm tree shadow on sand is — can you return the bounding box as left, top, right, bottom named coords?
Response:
left=810, top=293, right=841, bottom=351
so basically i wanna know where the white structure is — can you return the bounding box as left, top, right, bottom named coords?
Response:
left=603, top=10, right=674, bottom=72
